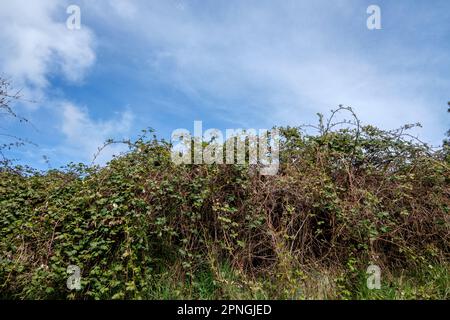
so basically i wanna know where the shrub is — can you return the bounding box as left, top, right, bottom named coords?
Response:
left=0, top=109, right=448, bottom=299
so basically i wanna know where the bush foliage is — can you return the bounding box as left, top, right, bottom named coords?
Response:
left=0, top=108, right=449, bottom=299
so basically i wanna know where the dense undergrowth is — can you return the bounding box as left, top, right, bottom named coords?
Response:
left=0, top=109, right=449, bottom=299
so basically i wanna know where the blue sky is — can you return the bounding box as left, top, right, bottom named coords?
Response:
left=1, top=0, right=449, bottom=169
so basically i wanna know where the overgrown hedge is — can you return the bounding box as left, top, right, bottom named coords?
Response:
left=1, top=111, right=449, bottom=299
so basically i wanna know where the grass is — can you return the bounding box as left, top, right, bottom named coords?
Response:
left=140, top=262, right=449, bottom=300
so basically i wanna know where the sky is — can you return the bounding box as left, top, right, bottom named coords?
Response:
left=1, top=0, right=449, bottom=169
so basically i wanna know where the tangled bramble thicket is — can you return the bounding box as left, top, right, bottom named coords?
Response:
left=0, top=108, right=449, bottom=299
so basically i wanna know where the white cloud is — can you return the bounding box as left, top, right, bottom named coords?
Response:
left=0, top=0, right=95, bottom=89
left=2, top=0, right=448, bottom=169
left=83, top=0, right=448, bottom=145
left=60, top=102, right=134, bottom=165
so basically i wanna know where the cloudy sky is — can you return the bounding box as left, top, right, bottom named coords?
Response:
left=1, top=0, right=449, bottom=169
